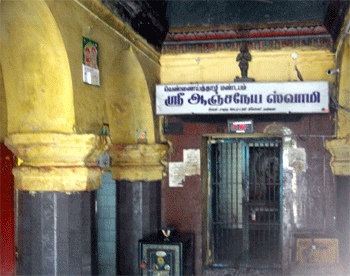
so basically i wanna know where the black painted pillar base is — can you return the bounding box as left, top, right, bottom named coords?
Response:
left=117, top=180, right=161, bottom=276
left=16, top=191, right=98, bottom=275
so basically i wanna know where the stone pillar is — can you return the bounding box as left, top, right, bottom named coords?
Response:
left=116, top=180, right=161, bottom=275
left=16, top=191, right=97, bottom=275
left=5, top=133, right=110, bottom=275
left=97, top=172, right=117, bottom=275
left=108, top=143, right=168, bottom=275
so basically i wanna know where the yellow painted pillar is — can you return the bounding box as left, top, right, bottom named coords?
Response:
left=0, top=0, right=75, bottom=134
left=0, top=0, right=114, bottom=190
left=326, top=29, right=350, bottom=175
left=0, top=0, right=114, bottom=189
left=0, top=1, right=110, bottom=273
left=105, top=47, right=169, bottom=180
left=103, top=47, right=168, bottom=275
left=4, top=133, right=110, bottom=275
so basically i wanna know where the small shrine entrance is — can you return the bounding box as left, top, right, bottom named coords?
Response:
left=208, top=138, right=282, bottom=269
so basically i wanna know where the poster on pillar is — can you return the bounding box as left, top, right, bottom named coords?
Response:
left=82, top=37, right=100, bottom=86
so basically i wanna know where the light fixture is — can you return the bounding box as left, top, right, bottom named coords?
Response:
left=326, top=68, right=340, bottom=75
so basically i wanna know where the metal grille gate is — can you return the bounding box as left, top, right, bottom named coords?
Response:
left=209, top=138, right=282, bottom=268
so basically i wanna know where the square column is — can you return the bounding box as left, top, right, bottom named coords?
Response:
left=106, top=143, right=169, bottom=275
left=5, top=133, right=110, bottom=276
left=16, top=191, right=97, bottom=275
left=117, top=180, right=161, bottom=276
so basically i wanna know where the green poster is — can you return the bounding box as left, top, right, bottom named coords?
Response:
left=82, top=37, right=99, bottom=86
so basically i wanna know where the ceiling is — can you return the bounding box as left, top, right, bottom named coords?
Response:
left=101, top=0, right=349, bottom=49
left=166, top=0, right=330, bottom=29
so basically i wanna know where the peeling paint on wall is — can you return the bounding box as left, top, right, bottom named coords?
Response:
left=288, top=148, right=307, bottom=172
left=168, top=149, right=201, bottom=187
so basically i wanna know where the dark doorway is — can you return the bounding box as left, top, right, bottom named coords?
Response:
left=209, top=138, right=282, bottom=269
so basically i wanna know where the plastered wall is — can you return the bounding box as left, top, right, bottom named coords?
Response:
left=46, top=0, right=161, bottom=140
left=160, top=49, right=335, bottom=84
left=0, top=0, right=161, bottom=144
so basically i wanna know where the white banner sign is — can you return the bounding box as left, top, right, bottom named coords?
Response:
left=156, top=81, right=329, bottom=115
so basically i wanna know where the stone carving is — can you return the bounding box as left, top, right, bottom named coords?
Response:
left=236, top=43, right=252, bottom=78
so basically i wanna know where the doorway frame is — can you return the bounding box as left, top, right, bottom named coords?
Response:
left=201, top=133, right=286, bottom=270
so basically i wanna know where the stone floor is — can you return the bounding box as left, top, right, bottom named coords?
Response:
left=204, top=267, right=283, bottom=275
left=204, top=263, right=347, bottom=276
left=290, top=263, right=346, bottom=276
